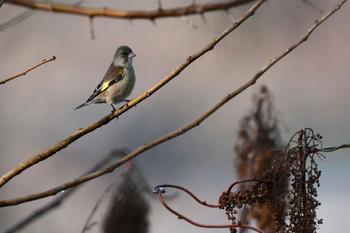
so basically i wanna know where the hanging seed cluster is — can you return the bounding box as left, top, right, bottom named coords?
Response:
left=223, top=128, right=324, bottom=232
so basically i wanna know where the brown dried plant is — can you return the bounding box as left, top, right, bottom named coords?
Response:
left=102, top=163, right=151, bottom=233
left=229, top=86, right=287, bottom=232
left=220, top=88, right=323, bottom=233
left=155, top=88, right=325, bottom=233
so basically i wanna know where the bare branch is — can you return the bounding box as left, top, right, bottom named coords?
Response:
left=0, top=0, right=345, bottom=206
left=6, top=0, right=254, bottom=20
left=0, top=0, right=347, bottom=207
left=0, top=56, right=56, bottom=85
left=153, top=184, right=222, bottom=208
left=153, top=185, right=263, bottom=233
left=0, top=0, right=265, bottom=189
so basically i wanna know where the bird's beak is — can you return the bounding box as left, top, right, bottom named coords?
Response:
left=129, top=52, right=136, bottom=58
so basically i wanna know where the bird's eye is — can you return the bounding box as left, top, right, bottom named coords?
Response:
left=121, top=52, right=128, bottom=56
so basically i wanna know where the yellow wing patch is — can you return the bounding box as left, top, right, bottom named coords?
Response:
left=99, top=68, right=125, bottom=92
left=100, top=81, right=111, bottom=92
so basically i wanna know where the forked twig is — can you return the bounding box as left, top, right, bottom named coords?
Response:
left=153, top=184, right=263, bottom=233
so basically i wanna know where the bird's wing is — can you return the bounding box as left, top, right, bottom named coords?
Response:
left=85, top=65, right=125, bottom=102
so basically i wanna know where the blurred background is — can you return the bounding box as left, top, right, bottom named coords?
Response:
left=0, top=0, right=349, bottom=232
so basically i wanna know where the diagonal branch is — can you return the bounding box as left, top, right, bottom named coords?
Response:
left=0, top=56, right=56, bottom=85
left=0, top=0, right=265, bottom=189
left=2, top=150, right=126, bottom=233
left=7, top=0, right=254, bottom=20
left=0, top=0, right=345, bottom=207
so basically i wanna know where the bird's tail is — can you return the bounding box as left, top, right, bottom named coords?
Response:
left=74, top=102, right=90, bottom=110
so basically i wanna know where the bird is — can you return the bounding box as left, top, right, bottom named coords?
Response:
left=75, top=45, right=136, bottom=111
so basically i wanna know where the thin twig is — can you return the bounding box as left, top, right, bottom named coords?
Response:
left=81, top=184, right=113, bottom=233
left=154, top=187, right=263, bottom=233
left=6, top=0, right=254, bottom=20
left=0, top=0, right=265, bottom=189
left=0, top=56, right=56, bottom=85
left=0, top=9, right=35, bottom=32
left=319, top=144, right=350, bottom=152
left=0, top=0, right=345, bottom=206
left=153, top=184, right=221, bottom=208
left=225, top=178, right=272, bottom=194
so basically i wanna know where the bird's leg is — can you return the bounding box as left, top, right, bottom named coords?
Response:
left=121, top=99, right=131, bottom=108
left=110, top=104, right=116, bottom=112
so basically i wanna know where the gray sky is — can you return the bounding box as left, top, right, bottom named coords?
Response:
left=1, top=1, right=350, bottom=232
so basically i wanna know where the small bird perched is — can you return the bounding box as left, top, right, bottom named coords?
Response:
left=75, top=45, right=136, bottom=110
